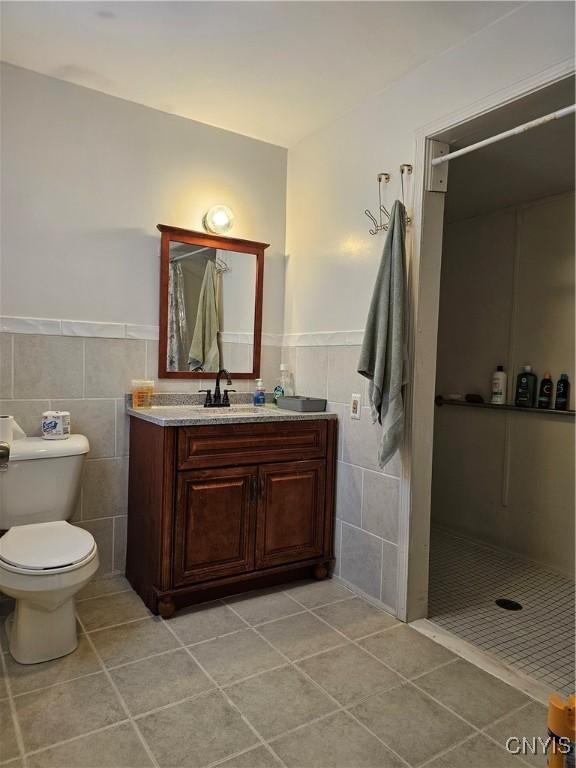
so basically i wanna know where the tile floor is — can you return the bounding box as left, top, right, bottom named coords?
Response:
left=1, top=576, right=548, bottom=768
left=429, top=529, right=576, bottom=696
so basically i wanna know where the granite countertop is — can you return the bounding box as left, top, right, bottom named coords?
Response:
left=127, top=404, right=337, bottom=426
left=125, top=392, right=336, bottom=426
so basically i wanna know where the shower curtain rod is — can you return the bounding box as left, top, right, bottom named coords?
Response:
left=431, top=104, right=576, bottom=167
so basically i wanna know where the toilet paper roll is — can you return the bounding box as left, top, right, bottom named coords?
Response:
left=0, top=415, right=26, bottom=444
left=42, top=411, right=71, bottom=440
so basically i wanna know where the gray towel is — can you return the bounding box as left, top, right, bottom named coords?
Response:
left=188, top=261, right=221, bottom=372
left=358, top=200, right=407, bottom=467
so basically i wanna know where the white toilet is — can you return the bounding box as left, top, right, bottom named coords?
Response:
left=0, top=431, right=98, bottom=664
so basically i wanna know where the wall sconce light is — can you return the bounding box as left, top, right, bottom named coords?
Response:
left=203, top=205, right=234, bottom=234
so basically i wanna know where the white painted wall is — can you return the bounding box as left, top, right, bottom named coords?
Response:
left=0, top=63, right=287, bottom=333
left=285, top=3, right=574, bottom=335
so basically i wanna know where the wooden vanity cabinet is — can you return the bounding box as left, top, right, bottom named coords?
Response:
left=126, top=417, right=337, bottom=617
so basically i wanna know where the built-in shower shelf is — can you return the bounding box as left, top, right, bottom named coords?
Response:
left=435, top=395, right=575, bottom=418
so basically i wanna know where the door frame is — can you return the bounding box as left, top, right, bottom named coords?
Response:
left=398, top=59, right=575, bottom=622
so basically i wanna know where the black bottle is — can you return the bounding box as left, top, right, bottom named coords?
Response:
left=555, top=373, right=571, bottom=411
left=538, top=373, right=554, bottom=409
left=515, top=365, right=537, bottom=407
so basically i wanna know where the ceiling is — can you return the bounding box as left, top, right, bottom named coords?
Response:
left=444, top=77, right=575, bottom=221
left=0, top=1, right=521, bottom=147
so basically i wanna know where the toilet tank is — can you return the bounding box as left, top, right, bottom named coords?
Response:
left=0, top=436, right=90, bottom=528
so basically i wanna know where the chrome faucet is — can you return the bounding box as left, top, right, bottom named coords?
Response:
left=0, top=441, right=10, bottom=471
left=200, top=369, right=236, bottom=408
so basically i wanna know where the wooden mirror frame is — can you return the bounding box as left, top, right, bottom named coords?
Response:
left=157, top=224, right=268, bottom=379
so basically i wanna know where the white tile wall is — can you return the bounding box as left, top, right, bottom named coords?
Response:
left=285, top=344, right=401, bottom=615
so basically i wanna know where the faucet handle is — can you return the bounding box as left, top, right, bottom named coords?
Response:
left=198, top=389, right=213, bottom=407
left=222, top=389, right=236, bottom=406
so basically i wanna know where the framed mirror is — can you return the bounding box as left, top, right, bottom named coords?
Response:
left=157, top=224, right=268, bottom=379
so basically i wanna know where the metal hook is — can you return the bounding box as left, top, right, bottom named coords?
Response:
left=365, top=173, right=391, bottom=235
left=400, top=164, right=413, bottom=224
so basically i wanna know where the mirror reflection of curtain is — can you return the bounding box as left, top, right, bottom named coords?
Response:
left=167, top=262, right=189, bottom=371
left=188, top=260, right=221, bottom=372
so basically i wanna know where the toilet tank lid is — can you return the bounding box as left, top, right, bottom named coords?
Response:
left=9, top=435, right=90, bottom=461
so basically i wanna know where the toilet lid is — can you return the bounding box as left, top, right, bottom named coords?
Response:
left=0, top=522, right=95, bottom=570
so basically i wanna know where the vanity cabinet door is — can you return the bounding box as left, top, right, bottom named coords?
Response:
left=255, top=460, right=325, bottom=569
left=174, top=467, right=257, bottom=586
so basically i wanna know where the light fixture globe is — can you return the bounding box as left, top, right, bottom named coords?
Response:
left=203, top=205, right=234, bottom=234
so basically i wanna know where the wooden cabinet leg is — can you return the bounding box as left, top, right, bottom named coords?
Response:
left=158, top=597, right=176, bottom=619
left=313, top=563, right=329, bottom=581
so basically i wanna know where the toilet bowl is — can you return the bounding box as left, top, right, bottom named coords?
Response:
left=0, top=430, right=97, bottom=664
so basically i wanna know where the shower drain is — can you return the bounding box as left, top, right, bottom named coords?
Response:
left=495, top=598, right=523, bottom=611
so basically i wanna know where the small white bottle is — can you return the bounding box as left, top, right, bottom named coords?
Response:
left=273, top=363, right=294, bottom=403
left=491, top=365, right=507, bottom=405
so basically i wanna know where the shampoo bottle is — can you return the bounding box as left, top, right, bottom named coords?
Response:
left=538, top=373, right=554, bottom=409
left=491, top=366, right=507, bottom=405
left=515, top=365, right=537, bottom=407
left=555, top=373, right=571, bottom=411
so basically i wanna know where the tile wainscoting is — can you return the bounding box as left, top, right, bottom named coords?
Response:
left=0, top=332, right=283, bottom=579
left=282, top=345, right=401, bottom=615
left=1, top=331, right=400, bottom=616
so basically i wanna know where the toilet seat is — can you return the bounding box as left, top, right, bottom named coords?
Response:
left=0, top=521, right=96, bottom=574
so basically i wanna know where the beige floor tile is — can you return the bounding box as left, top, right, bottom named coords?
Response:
left=296, top=643, right=403, bottom=705
left=0, top=760, right=23, bottom=768
left=89, top=617, right=180, bottom=668
left=257, top=612, right=344, bottom=661
left=0, top=699, right=20, bottom=763
left=77, top=575, right=131, bottom=602
left=272, top=710, right=404, bottom=768
left=4, top=636, right=101, bottom=696
left=283, top=580, right=355, bottom=609
left=25, top=722, right=154, bottom=768
left=14, top=672, right=125, bottom=753
left=168, top=602, right=245, bottom=646
left=111, top=649, right=213, bottom=715
left=190, top=629, right=285, bottom=687
left=485, top=701, right=548, bottom=768
left=217, top=746, right=283, bottom=768
left=227, top=666, right=336, bottom=740
left=416, top=659, right=528, bottom=729
left=137, top=690, right=258, bottom=768
left=351, top=684, right=473, bottom=765
left=224, top=589, right=303, bottom=626
left=313, top=597, right=399, bottom=639
left=76, top=591, right=150, bottom=632
left=425, top=734, right=520, bottom=768
left=358, top=625, right=456, bottom=679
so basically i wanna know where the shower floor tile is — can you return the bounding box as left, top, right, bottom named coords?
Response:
left=428, top=529, right=575, bottom=696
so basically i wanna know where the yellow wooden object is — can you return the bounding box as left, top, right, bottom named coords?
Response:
left=548, top=694, right=575, bottom=767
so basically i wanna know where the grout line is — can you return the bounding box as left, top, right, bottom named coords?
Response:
left=81, top=338, right=86, bottom=399
left=0, top=633, right=27, bottom=764
left=224, top=602, right=413, bottom=768
left=18, top=718, right=132, bottom=762
left=159, top=611, right=289, bottom=768
left=76, top=613, right=161, bottom=768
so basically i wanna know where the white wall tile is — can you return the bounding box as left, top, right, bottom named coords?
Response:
left=362, top=471, right=399, bottom=543
left=340, top=523, right=383, bottom=600
left=82, top=458, right=128, bottom=519
left=0, top=334, right=13, bottom=399
left=53, top=399, right=116, bottom=459
left=0, top=400, right=49, bottom=437
left=14, top=335, right=83, bottom=399
left=84, top=339, right=146, bottom=398
left=381, top=540, right=398, bottom=612
left=336, top=462, right=362, bottom=526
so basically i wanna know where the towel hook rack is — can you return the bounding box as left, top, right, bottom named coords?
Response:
left=365, top=165, right=413, bottom=235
